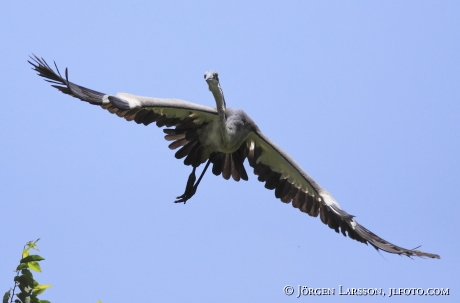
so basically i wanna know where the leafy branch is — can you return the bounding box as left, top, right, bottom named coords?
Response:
left=4, top=240, right=102, bottom=303
left=3, top=239, right=51, bottom=303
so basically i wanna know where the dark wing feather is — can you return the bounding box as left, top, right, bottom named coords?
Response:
left=245, top=130, right=440, bottom=259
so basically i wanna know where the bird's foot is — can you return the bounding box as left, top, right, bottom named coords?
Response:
left=174, top=167, right=197, bottom=204
left=174, top=186, right=197, bottom=204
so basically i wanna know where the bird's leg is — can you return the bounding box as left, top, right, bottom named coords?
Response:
left=175, top=166, right=197, bottom=204
left=190, top=158, right=212, bottom=196
left=175, top=157, right=213, bottom=204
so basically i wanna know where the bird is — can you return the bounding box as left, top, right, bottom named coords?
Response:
left=28, top=54, right=440, bottom=259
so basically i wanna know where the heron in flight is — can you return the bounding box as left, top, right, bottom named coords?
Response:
left=28, top=55, right=439, bottom=259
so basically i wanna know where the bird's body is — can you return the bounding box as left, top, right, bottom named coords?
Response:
left=197, top=107, right=255, bottom=155
left=29, top=55, right=440, bottom=259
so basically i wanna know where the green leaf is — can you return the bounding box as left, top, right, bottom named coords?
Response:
left=33, top=285, right=51, bottom=291
left=21, top=269, right=33, bottom=278
left=33, top=285, right=52, bottom=296
left=27, top=261, right=42, bottom=273
left=22, top=247, right=30, bottom=259
left=2, top=290, right=10, bottom=303
left=15, top=274, right=34, bottom=292
left=20, top=255, right=44, bottom=264
left=38, top=301, right=51, bottom=303
left=16, top=292, right=26, bottom=303
left=33, top=289, right=45, bottom=296
left=16, top=263, right=28, bottom=270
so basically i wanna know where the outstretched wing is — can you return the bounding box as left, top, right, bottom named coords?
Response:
left=28, top=55, right=224, bottom=168
left=245, top=130, right=440, bottom=259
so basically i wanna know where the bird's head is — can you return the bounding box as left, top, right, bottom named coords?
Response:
left=204, top=71, right=219, bottom=90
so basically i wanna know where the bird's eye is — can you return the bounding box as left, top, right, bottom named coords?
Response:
left=203, top=74, right=206, bottom=79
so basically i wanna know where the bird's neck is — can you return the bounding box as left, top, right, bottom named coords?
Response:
left=210, top=85, right=230, bottom=143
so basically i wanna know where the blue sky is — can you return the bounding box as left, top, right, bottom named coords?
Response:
left=1, top=1, right=458, bottom=302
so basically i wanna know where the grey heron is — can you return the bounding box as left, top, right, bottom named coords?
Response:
left=28, top=55, right=439, bottom=259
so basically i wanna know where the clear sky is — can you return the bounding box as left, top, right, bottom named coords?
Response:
left=1, top=1, right=459, bottom=302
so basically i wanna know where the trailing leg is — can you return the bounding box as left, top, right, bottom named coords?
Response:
left=175, top=157, right=213, bottom=203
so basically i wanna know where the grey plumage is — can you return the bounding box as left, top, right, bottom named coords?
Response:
left=28, top=54, right=440, bottom=259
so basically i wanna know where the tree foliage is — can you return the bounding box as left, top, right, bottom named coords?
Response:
left=3, top=239, right=50, bottom=303
left=4, top=240, right=102, bottom=303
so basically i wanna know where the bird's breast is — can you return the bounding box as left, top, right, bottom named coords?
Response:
left=199, top=120, right=248, bottom=154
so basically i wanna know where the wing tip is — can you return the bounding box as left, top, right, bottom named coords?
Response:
left=352, top=220, right=440, bottom=259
